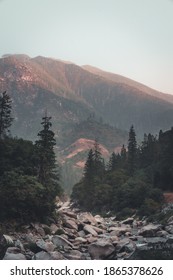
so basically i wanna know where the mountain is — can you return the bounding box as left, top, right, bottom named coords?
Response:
left=82, top=65, right=173, bottom=104
left=1, top=53, right=173, bottom=191
left=1, top=54, right=173, bottom=139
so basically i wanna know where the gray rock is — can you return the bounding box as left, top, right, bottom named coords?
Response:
left=62, top=210, right=77, bottom=219
left=52, top=235, right=73, bottom=249
left=3, top=247, right=26, bottom=260
left=36, top=239, right=56, bottom=252
left=33, top=251, right=52, bottom=260
left=15, top=239, right=25, bottom=252
left=167, top=215, right=173, bottom=225
left=116, top=238, right=136, bottom=254
left=30, top=223, right=45, bottom=237
left=83, top=225, right=98, bottom=236
left=165, top=225, right=173, bottom=234
left=138, top=224, right=161, bottom=237
left=64, top=249, right=86, bottom=260
left=156, top=230, right=169, bottom=237
left=78, top=230, right=86, bottom=238
left=94, top=215, right=105, bottom=224
left=88, top=239, right=115, bottom=259
left=77, top=212, right=97, bottom=225
left=74, top=237, right=87, bottom=244
left=109, top=226, right=131, bottom=236
left=3, top=253, right=26, bottom=260
left=50, top=223, right=59, bottom=234
left=2, top=235, right=14, bottom=246
left=63, top=219, right=78, bottom=231
left=121, top=218, right=134, bottom=225
left=49, top=251, right=66, bottom=260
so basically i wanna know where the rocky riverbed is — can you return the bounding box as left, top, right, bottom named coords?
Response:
left=1, top=201, right=173, bottom=260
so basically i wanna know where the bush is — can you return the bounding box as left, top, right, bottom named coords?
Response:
left=139, top=198, right=161, bottom=216
left=0, top=171, right=50, bottom=222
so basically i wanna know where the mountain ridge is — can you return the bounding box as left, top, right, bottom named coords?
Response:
left=1, top=54, right=173, bottom=138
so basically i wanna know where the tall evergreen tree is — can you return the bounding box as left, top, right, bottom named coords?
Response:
left=108, top=152, right=118, bottom=172
left=35, top=113, right=61, bottom=200
left=83, top=148, right=95, bottom=182
left=93, top=139, right=105, bottom=179
left=128, top=125, right=137, bottom=175
left=0, top=91, right=13, bottom=139
left=120, top=144, right=127, bottom=168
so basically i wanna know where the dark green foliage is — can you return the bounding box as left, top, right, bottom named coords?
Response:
left=0, top=171, right=46, bottom=221
left=0, top=91, right=13, bottom=139
left=34, top=114, right=62, bottom=215
left=35, top=114, right=57, bottom=185
left=0, top=112, right=62, bottom=222
left=83, top=149, right=95, bottom=182
left=128, top=125, right=137, bottom=175
left=72, top=125, right=173, bottom=217
left=71, top=140, right=106, bottom=212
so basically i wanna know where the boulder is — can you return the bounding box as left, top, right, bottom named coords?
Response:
left=33, top=251, right=52, bottom=260
left=2, top=235, right=14, bottom=246
left=63, top=219, right=78, bottom=231
left=36, top=239, right=56, bottom=252
left=94, top=215, right=105, bottom=224
left=78, top=230, right=86, bottom=238
left=30, top=223, right=45, bottom=237
left=165, top=225, right=173, bottom=234
left=74, top=237, right=87, bottom=244
left=121, top=218, right=134, bottom=225
left=52, top=235, right=73, bottom=249
left=88, top=239, right=115, bottom=259
left=3, top=247, right=26, bottom=260
left=156, top=230, right=169, bottom=237
left=62, top=210, right=77, bottom=219
left=64, top=249, right=86, bottom=260
left=109, top=226, right=131, bottom=236
left=138, top=224, right=162, bottom=237
left=167, top=216, right=173, bottom=225
left=50, top=224, right=59, bottom=234
left=77, top=212, right=97, bottom=225
left=83, top=225, right=98, bottom=236
left=0, top=235, right=14, bottom=259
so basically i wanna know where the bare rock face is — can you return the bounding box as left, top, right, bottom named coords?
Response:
left=88, top=239, right=115, bottom=259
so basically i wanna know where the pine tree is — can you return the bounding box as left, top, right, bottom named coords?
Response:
left=93, top=139, right=105, bottom=179
left=0, top=91, right=13, bottom=139
left=120, top=144, right=127, bottom=168
left=35, top=113, right=61, bottom=198
left=83, top=148, right=95, bottom=182
left=128, top=125, right=137, bottom=175
left=108, top=152, right=117, bottom=171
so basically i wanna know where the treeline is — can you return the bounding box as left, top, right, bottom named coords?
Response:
left=0, top=91, right=62, bottom=222
left=72, top=125, right=173, bottom=217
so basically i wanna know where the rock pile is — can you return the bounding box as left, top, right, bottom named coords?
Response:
left=1, top=202, right=173, bottom=260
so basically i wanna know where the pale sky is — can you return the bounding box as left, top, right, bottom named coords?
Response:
left=0, top=0, right=173, bottom=94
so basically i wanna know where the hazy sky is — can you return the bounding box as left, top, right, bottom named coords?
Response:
left=0, top=0, right=173, bottom=94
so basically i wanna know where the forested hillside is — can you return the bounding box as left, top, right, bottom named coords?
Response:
left=72, top=126, right=173, bottom=218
